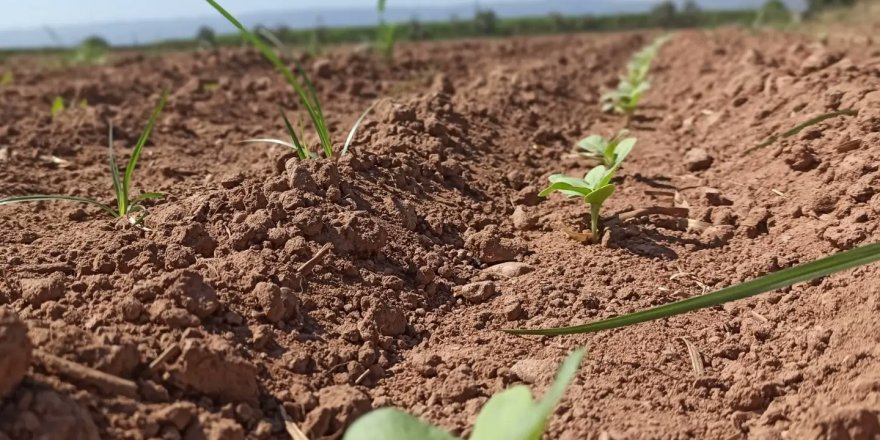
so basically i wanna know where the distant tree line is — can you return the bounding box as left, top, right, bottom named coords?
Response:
left=137, top=0, right=856, bottom=52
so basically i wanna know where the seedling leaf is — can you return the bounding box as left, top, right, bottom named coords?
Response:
left=343, top=408, right=458, bottom=440
left=242, top=138, right=301, bottom=150
left=577, top=135, right=605, bottom=154
left=108, top=123, right=125, bottom=215
left=0, top=195, right=117, bottom=217
left=131, top=192, right=164, bottom=204
left=612, top=137, right=636, bottom=168
left=585, top=184, right=615, bottom=206
left=746, top=109, right=858, bottom=154
left=470, top=348, right=585, bottom=440
left=280, top=109, right=308, bottom=160
left=123, top=90, right=168, bottom=208
left=51, top=97, right=65, bottom=117
left=205, top=0, right=332, bottom=155
left=583, top=166, right=609, bottom=188
left=539, top=181, right=592, bottom=198
left=341, top=101, right=378, bottom=156
left=506, top=242, right=880, bottom=336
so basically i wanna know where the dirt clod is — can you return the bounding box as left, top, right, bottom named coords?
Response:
left=684, top=147, right=714, bottom=171
left=459, top=281, right=497, bottom=304
left=20, top=274, right=65, bottom=306
left=0, top=308, right=31, bottom=398
left=169, top=338, right=259, bottom=404
left=482, top=262, right=534, bottom=278
left=465, top=225, right=525, bottom=263
left=303, top=385, right=371, bottom=438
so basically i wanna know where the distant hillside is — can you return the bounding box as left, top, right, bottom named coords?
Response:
left=0, top=0, right=804, bottom=49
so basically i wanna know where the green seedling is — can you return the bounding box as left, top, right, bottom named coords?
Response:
left=1, top=92, right=167, bottom=226
left=205, top=0, right=375, bottom=160
left=51, top=96, right=65, bottom=117
left=376, top=0, right=396, bottom=60
left=602, top=35, right=670, bottom=118
left=601, top=80, right=649, bottom=116
left=51, top=96, right=89, bottom=117
left=540, top=165, right=618, bottom=244
left=577, top=130, right=637, bottom=168
left=0, top=71, right=12, bottom=86
left=507, top=242, right=880, bottom=336
left=344, top=348, right=586, bottom=440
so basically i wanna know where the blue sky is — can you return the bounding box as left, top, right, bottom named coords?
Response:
left=1, top=0, right=495, bottom=30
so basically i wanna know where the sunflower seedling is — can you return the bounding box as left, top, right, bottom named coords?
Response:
left=343, top=348, right=585, bottom=440
left=577, top=130, right=637, bottom=169
left=206, top=0, right=375, bottom=160
left=0, top=92, right=167, bottom=226
left=602, top=35, right=669, bottom=119
left=540, top=165, right=618, bottom=244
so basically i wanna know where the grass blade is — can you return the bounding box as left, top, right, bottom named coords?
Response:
left=205, top=0, right=332, bottom=154
left=505, top=242, right=880, bottom=336
left=291, top=58, right=332, bottom=156
left=242, top=138, right=301, bottom=150
left=280, top=109, right=308, bottom=160
left=745, top=109, right=858, bottom=154
left=123, top=90, right=168, bottom=212
left=107, top=122, right=125, bottom=215
left=131, top=192, right=164, bottom=204
left=0, top=195, right=117, bottom=218
left=341, top=101, right=377, bottom=156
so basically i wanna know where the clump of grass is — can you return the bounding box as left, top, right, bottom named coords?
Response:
left=0, top=92, right=168, bottom=226
left=343, top=349, right=586, bottom=440
left=205, top=0, right=375, bottom=160
left=576, top=129, right=637, bottom=169
left=506, top=242, right=880, bottom=336
left=602, top=35, right=670, bottom=120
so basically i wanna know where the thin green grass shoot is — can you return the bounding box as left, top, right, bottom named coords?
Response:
left=744, top=109, right=858, bottom=154
left=205, top=0, right=376, bottom=160
left=0, top=91, right=168, bottom=226
left=506, top=242, right=880, bottom=336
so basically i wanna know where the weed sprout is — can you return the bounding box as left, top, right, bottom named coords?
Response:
left=205, top=0, right=375, bottom=160
left=0, top=92, right=168, bottom=227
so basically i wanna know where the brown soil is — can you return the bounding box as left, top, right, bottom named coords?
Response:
left=1, top=28, right=880, bottom=440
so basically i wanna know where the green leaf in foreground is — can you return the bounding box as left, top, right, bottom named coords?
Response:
left=470, top=348, right=585, bottom=440
left=343, top=349, right=586, bottom=440
left=343, top=409, right=458, bottom=440
left=505, top=242, right=880, bottom=336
